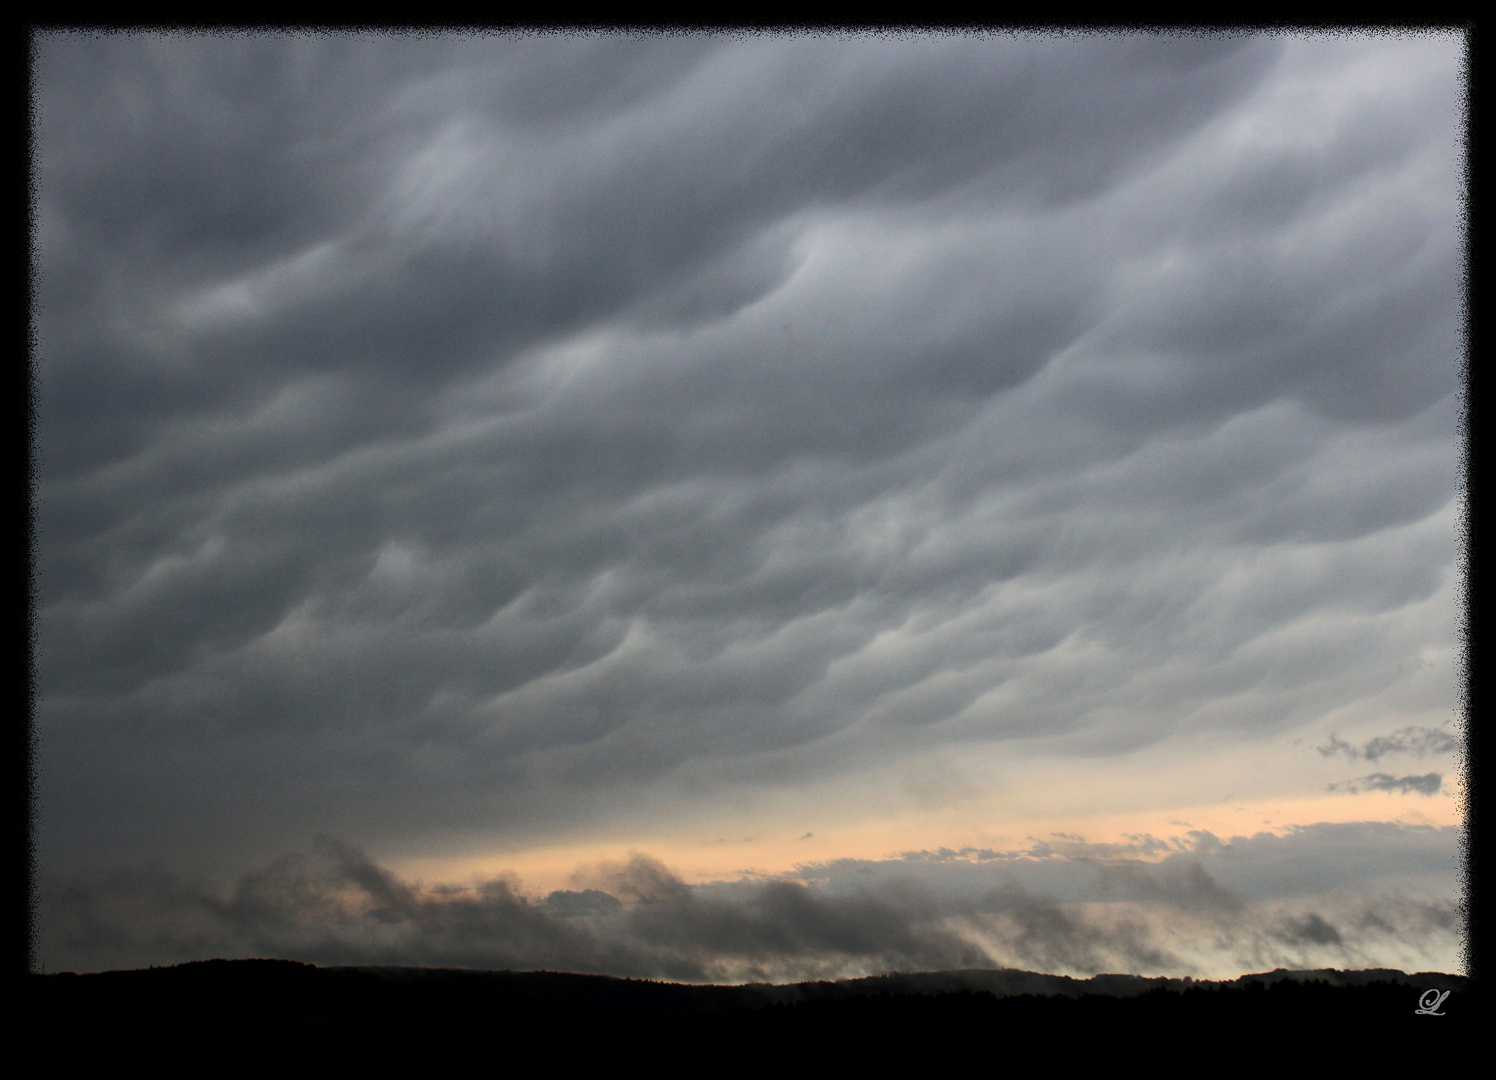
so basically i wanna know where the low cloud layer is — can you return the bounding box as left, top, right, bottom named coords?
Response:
left=42, top=823, right=1460, bottom=981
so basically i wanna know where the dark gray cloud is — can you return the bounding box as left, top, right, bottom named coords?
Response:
left=33, top=31, right=1463, bottom=935
left=35, top=33, right=1276, bottom=480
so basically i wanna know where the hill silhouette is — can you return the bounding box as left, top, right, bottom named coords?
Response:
left=26, top=959, right=1473, bottom=1055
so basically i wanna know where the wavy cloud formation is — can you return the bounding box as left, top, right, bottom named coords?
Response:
left=34, top=33, right=1463, bottom=958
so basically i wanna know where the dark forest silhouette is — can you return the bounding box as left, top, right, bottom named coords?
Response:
left=25, top=959, right=1473, bottom=1054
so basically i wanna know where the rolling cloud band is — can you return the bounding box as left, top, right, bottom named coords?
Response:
left=44, top=825, right=1457, bottom=981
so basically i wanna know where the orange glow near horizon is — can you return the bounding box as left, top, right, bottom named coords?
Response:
left=387, top=789, right=1459, bottom=899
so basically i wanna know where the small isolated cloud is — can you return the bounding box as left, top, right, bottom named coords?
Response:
left=1328, top=772, right=1442, bottom=796
left=1316, top=725, right=1457, bottom=762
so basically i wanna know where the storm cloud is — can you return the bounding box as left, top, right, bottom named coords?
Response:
left=32, top=30, right=1464, bottom=976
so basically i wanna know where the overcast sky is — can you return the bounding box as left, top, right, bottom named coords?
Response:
left=32, top=30, right=1465, bottom=980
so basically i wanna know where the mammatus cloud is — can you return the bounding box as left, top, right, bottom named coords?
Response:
left=33, top=35, right=1463, bottom=885
left=1317, top=725, right=1457, bottom=762
left=1327, top=772, right=1442, bottom=796
left=41, top=826, right=1460, bottom=981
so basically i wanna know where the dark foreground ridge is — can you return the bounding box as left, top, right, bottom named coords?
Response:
left=25, top=960, right=1474, bottom=1053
